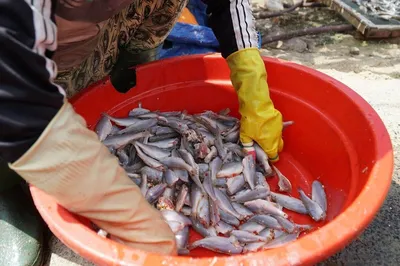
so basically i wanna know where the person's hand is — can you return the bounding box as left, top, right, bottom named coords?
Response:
left=9, top=100, right=177, bottom=255
left=226, top=48, right=284, bottom=162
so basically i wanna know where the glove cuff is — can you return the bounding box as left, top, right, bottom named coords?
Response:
left=10, top=100, right=176, bottom=255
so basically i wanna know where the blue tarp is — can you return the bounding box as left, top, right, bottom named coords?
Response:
left=159, top=0, right=261, bottom=59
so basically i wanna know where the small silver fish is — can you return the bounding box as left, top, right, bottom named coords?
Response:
left=254, top=143, right=273, bottom=176
left=312, top=180, right=327, bottom=213
left=135, top=141, right=171, bottom=160
left=95, top=116, right=113, bottom=141
left=231, top=202, right=254, bottom=219
left=214, top=189, right=243, bottom=219
left=140, top=174, right=148, bottom=196
left=148, top=132, right=179, bottom=142
left=216, top=162, right=243, bottom=178
left=198, top=163, right=209, bottom=177
left=197, top=196, right=211, bottom=227
left=209, top=200, right=220, bottom=226
left=239, top=221, right=266, bottom=234
left=190, top=217, right=217, bottom=237
left=224, top=130, right=239, bottom=143
left=247, top=215, right=283, bottom=230
left=176, top=226, right=190, bottom=254
left=256, top=172, right=270, bottom=190
left=263, top=232, right=300, bottom=249
left=178, top=149, right=197, bottom=168
left=135, top=143, right=166, bottom=171
left=103, top=131, right=151, bottom=150
left=210, top=156, right=223, bottom=183
left=117, top=119, right=158, bottom=135
left=194, top=142, right=210, bottom=159
left=243, top=229, right=274, bottom=252
left=226, top=174, right=245, bottom=195
left=219, top=108, right=231, bottom=116
left=157, top=187, right=175, bottom=210
left=124, top=161, right=144, bottom=174
left=109, top=125, right=120, bottom=135
left=165, top=220, right=185, bottom=233
left=298, top=188, right=326, bottom=221
left=175, top=184, right=189, bottom=212
left=243, top=242, right=265, bottom=253
left=159, top=111, right=182, bottom=117
left=184, top=192, right=191, bottom=207
left=161, top=210, right=192, bottom=226
left=214, top=132, right=228, bottom=160
left=116, top=149, right=129, bottom=166
left=127, top=173, right=141, bottom=186
left=159, top=118, right=189, bottom=135
left=215, top=178, right=227, bottom=188
left=189, top=236, right=243, bottom=255
left=273, top=166, right=292, bottom=192
left=219, top=208, right=240, bottom=226
left=196, top=128, right=215, bottom=146
left=215, top=221, right=234, bottom=235
left=177, top=150, right=204, bottom=190
left=137, top=112, right=168, bottom=122
left=231, top=186, right=270, bottom=203
left=164, top=169, right=179, bottom=187
left=147, top=138, right=179, bottom=149
left=231, top=230, right=267, bottom=243
left=145, top=183, right=167, bottom=204
left=141, top=166, right=163, bottom=183
left=244, top=199, right=288, bottom=218
left=225, top=143, right=247, bottom=158
left=270, top=192, right=308, bottom=214
left=274, top=230, right=286, bottom=239
left=159, top=157, right=194, bottom=174
left=191, top=183, right=203, bottom=219
left=128, top=107, right=150, bottom=117
left=274, top=215, right=296, bottom=233
left=181, top=206, right=192, bottom=216
left=154, top=126, right=176, bottom=135
left=203, top=172, right=217, bottom=201
left=259, top=228, right=274, bottom=241
left=242, top=155, right=256, bottom=189
left=193, top=115, right=219, bottom=135
left=204, top=146, right=217, bottom=163
left=103, top=113, right=141, bottom=127
left=174, top=169, right=189, bottom=183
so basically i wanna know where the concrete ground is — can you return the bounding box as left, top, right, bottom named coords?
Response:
left=45, top=5, right=400, bottom=266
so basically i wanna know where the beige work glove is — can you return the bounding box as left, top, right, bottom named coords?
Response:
left=9, top=99, right=176, bottom=255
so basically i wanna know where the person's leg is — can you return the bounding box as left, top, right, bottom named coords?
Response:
left=0, top=162, right=46, bottom=266
left=110, top=0, right=188, bottom=92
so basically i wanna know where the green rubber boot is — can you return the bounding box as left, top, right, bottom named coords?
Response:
left=0, top=163, right=46, bottom=266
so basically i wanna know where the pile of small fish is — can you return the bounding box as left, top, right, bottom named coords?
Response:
left=352, top=0, right=400, bottom=21
left=94, top=105, right=328, bottom=255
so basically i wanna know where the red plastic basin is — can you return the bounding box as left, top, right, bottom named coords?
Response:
left=30, top=54, right=393, bottom=266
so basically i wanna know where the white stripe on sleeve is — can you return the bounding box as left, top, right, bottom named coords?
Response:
left=25, top=0, right=66, bottom=96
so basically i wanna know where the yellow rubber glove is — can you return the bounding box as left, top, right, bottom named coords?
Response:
left=9, top=99, right=176, bottom=255
left=227, top=48, right=284, bottom=162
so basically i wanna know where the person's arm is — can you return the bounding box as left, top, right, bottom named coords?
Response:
left=203, top=0, right=284, bottom=162
left=0, top=0, right=175, bottom=254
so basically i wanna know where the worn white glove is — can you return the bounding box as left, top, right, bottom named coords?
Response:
left=9, top=99, right=176, bottom=255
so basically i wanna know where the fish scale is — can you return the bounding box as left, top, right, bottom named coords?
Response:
left=95, top=107, right=328, bottom=255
